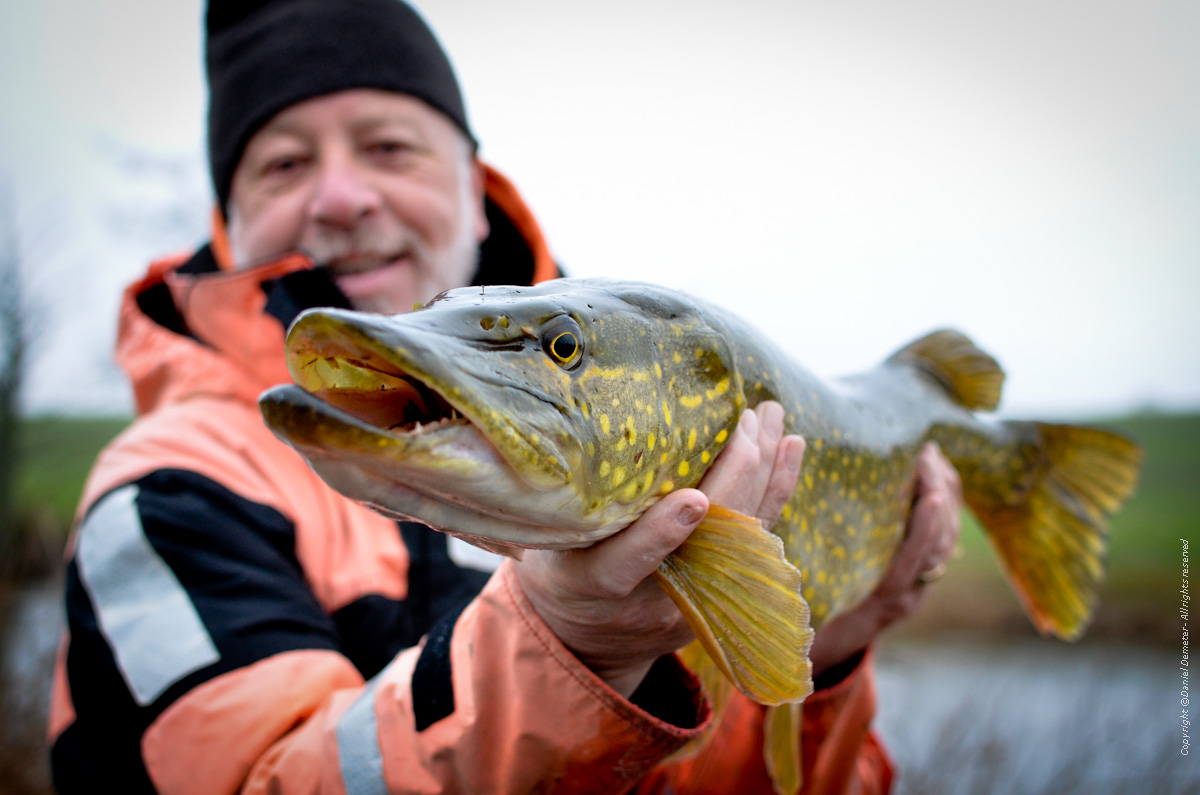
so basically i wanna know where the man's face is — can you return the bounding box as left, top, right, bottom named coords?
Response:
left=227, top=89, right=489, bottom=315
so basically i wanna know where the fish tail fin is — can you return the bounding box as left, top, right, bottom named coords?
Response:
left=653, top=505, right=814, bottom=707
left=970, top=422, right=1142, bottom=640
left=889, top=329, right=1005, bottom=411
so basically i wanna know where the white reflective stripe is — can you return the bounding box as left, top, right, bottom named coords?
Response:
left=75, top=484, right=220, bottom=706
left=447, top=536, right=502, bottom=572
left=337, top=670, right=389, bottom=795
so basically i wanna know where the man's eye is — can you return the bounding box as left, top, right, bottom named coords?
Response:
left=368, top=140, right=417, bottom=160
left=263, top=156, right=304, bottom=176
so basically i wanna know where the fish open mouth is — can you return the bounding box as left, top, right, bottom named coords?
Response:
left=284, top=312, right=471, bottom=440
left=262, top=306, right=572, bottom=493
left=297, top=355, right=464, bottom=435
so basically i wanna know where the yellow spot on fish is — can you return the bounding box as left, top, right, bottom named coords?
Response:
left=833, top=513, right=843, bottom=525
left=814, top=439, right=824, bottom=452
left=648, top=433, right=657, bottom=451
left=678, top=460, right=690, bottom=477
left=680, top=395, right=703, bottom=408
left=830, top=471, right=840, bottom=483
left=661, top=481, right=675, bottom=494
left=600, top=414, right=611, bottom=435
left=688, top=429, right=697, bottom=450
left=622, top=480, right=640, bottom=501
left=612, top=467, right=626, bottom=487
left=599, top=461, right=611, bottom=477
left=715, top=429, right=728, bottom=444
left=817, top=570, right=828, bottom=584
left=701, top=451, right=711, bottom=464
left=662, top=402, right=673, bottom=426
left=586, top=442, right=595, bottom=456
left=581, top=403, right=590, bottom=419
left=833, top=546, right=846, bottom=559
left=654, top=363, right=662, bottom=378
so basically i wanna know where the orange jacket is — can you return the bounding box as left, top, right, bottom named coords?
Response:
left=49, top=165, right=891, bottom=794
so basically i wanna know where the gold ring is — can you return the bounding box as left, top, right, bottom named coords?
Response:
left=917, top=562, right=948, bottom=584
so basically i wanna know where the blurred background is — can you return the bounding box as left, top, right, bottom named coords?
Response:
left=1, top=0, right=1197, bottom=792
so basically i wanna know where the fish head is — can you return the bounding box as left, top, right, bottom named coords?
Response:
left=260, top=278, right=748, bottom=550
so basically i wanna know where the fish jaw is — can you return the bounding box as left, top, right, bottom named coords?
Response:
left=260, top=305, right=644, bottom=549
left=261, top=385, right=624, bottom=548
left=283, top=306, right=578, bottom=490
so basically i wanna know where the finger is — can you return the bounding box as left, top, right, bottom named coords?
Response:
left=915, top=443, right=964, bottom=558
left=916, top=442, right=962, bottom=507
left=881, top=490, right=947, bottom=592
left=569, top=488, right=709, bottom=599
left=697, top=407, right=768, bottom=511
left=755, top=435, right=806, bottom=530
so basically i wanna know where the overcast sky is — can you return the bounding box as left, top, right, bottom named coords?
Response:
left=1, top=0, right=1197, bottom=418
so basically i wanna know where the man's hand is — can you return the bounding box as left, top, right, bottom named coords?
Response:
left=808, top=442, right=963, bottom=678
left=513, top=402, right=805, bottom=698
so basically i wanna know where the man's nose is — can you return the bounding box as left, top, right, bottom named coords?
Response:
left=308, top=155, right=381, bottom=229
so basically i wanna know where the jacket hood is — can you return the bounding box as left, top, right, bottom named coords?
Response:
left=118, top=164, right=558, bottom=416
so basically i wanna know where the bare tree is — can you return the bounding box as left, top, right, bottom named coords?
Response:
left=0, top=184, right=44, bottom=578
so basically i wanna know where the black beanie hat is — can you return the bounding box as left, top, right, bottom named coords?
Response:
left=206, top=0, right=475, bottom=214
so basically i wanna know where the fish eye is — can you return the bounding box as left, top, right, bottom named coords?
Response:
left=542, top=317, right=584, bottom=369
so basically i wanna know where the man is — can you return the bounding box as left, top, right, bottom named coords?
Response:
left=49, top=1, right=962, bottom=792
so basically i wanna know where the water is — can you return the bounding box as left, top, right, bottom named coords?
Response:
left=875, top=635, right=1196, bottom=794
left=0, top=578, right=60, bottom=795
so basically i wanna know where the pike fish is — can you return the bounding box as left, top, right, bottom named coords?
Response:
left=260, top=278, right=1140, bottom=791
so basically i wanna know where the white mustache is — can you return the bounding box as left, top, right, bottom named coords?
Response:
left=301, top=229, right=421, bottom=270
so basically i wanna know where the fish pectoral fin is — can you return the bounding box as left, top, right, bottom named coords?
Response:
left=888, top=329, right=1004, bottom=411
left=653, top=505, right=814, bottom=707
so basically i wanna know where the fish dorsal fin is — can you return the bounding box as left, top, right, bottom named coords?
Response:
left=888, top=329, right=1005, bottom=411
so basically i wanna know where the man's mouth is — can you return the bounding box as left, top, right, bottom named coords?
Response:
left=325, top=250, right=409, bottom=275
